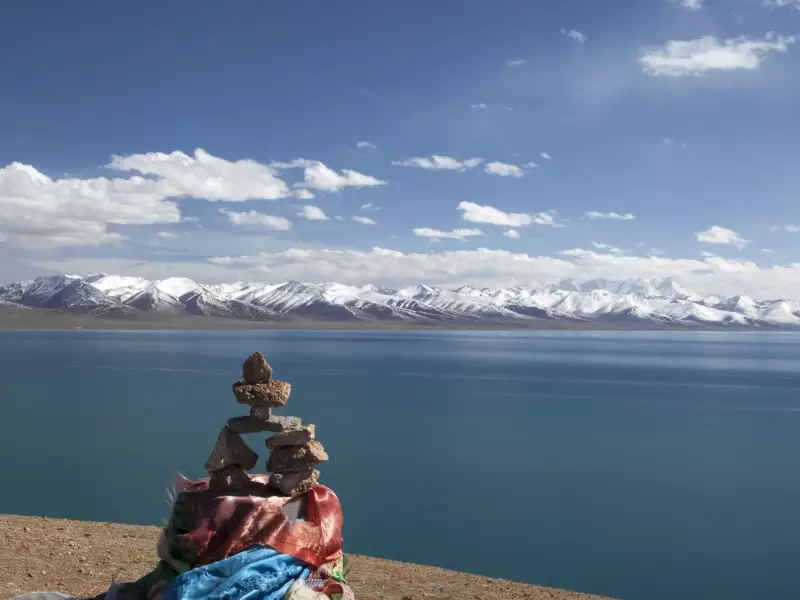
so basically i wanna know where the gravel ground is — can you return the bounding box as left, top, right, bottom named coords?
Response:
left=0, top=515, right=611, bottom=600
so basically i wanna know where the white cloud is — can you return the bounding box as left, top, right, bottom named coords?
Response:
left=507, top=58, right=528, bottom=67
left=296, top=205, right=329, bottom=221
left=356, top=141, right=377, bottom=149
left=458, top=201, right=562, bottom=228
left=156, top=231, right=179, bottom=239
left=0, top=161, right=180, bottom=249
left=484, top=161, right=525, bottom=178
left=678, top=0, right=704, bottom=11
left=525, top=161, right=540, bottom=169
left=413, top=227, right=485, bottom=241
left=591, top=241, right=626, bottom=256
left=392, top=155, right=483, bottom=171
left=540, top=152, right=552, bottom=160
left=584, top=211, right=636, bottom=220
left=764, top=0, right=800, bottom=8
left=219, top=209, right=292, bottom=231
left=663, top=137, right=688, bottom=148
left=503, top=229, right=520, bottom=238
left=0, top=148, right=387, bottom=248
left=352, top=216, right=376, bottom=225
left=640, top=33, right=796, bottom=76
left=561, top=28, right=588, bottom=44
left=786, top=225, right=800, bottom=232
left=696, top=225, right=748, bottom=248
left=761, top=248, right=776, bottom=254
left=271, top=158, right=386, bottom=192
left=503, top=106, right=514, bottom=112
left=198, top=246, right=800, bottom=298
left=294, top=189, right=316, bottom=200
left=110, top=148, right=292, bottom=201
left=360, top=203, right=380, bottom=211
left=470, top=103, right=488, bottom=109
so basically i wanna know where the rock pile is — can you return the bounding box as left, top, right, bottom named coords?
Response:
left=204, top=351, right=328, bottom=496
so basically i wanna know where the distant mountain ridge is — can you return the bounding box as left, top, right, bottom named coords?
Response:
left=1, top=274, right=799, bottom=327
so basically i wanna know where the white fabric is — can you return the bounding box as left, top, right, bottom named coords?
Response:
left=283, top=580, right=328, bottom=600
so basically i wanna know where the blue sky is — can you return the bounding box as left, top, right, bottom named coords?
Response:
left=2, top=0, right=800, bottom=296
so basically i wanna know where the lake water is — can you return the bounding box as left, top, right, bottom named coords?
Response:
left=1, top=330, right=799, bottom=600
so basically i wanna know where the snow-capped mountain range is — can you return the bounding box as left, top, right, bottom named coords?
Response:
left=1, top=274, right=800, bottom=327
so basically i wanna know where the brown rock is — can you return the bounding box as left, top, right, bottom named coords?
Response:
left=232, top=379, right=291, bottom=407
left=210, top=465, right=250, bottom=490
left=267, top=440, right=328, bottom=473
left=227, top=415, right=302, bottom=434
left=269, top=469, right=320, bottom=496
left=242, top=352, right=273, bottom=384
left=204, top=426, right=258, bottom=473
left=266, top=424, right=315, bottom=449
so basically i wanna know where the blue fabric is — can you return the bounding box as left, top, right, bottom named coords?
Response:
left=163, top=545, right=310, bottom=600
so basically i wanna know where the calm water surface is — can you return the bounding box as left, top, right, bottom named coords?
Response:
left=1, top=330, right=799, bottom=600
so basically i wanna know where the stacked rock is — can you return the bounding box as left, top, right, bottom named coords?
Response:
left=204, top=351, right=328, bottom=496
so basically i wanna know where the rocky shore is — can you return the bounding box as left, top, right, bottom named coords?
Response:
left=0, top=515, right=610, bottom=600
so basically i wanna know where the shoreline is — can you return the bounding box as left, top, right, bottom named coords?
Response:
left=0, top=311, right=773, bottom=332
left=0, top=514, right=611, bottom=600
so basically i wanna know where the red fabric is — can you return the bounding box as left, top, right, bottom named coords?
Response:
left=175, top=474, right=343, bottom=569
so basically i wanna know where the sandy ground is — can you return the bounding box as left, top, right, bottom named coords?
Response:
left=0, top=515, right=611, bottom=600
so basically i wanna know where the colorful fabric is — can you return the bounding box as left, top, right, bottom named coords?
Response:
left=173, top=474, right=344, bottom=569
left=306, top=556, right=354, bottom=600
left=162, top=545, right=310, bottom=600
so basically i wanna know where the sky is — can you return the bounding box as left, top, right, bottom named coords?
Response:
left=2, top=0, right=800, bottom=297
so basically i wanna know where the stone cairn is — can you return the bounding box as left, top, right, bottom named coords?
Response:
left=204, top=352, right=328, bottom=496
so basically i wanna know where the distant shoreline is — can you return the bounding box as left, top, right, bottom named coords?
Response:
left=0, top=311, right=786, bottom=332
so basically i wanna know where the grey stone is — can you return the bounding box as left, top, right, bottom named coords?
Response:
left=250, top=404, right=271, bottom=420
left=243, top=352, right=273, bottom=384
left=227, top=415, right=302, bottom=434
left=269, top=469, right=320, bottom=496
left=204, top=426, right=258, bottom=473
left=210, top=464, right=250, bottom=490
left=266, top=424, right=315, bottom=449
left=267, top=440, right=328, bottom=473
left=232, top=379, right=291, bottom=407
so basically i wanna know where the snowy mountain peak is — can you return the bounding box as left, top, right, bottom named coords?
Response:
left=154, top=277, right=202, bottom=299
left=1, top=273, right=798, bottom=327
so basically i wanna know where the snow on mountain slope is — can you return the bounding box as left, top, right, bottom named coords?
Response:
left=181, top=289, right=279, bottom=320
left=0, top=298, right=29, bottom=312
left=38, top=279, right=122, bottom=312
left=125, top=283, right=187, bottom=313
left=2, top=273, right=800, bottom=327
left=616, top=277, right=696, bottom=300
left=713, top=295, right=758, bottom=315
left=87, top=275, right=152, bottom=300
left=14, top=275, right=82, bottom=307
left=757, top=300, right=800, bottom=325
left=154, top=277, right=202, bottom=299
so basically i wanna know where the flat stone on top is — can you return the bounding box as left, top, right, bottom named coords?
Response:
left=269, top=469, right=320, bottom=496
left=243, top=352, right=273, bottom=384
left=227, top=415, right=302, bottom=434
left=205, top=426, right=258, bottom=473
left=267, top=440, right=328, bottom=473
left=266, top=424, right=315, bottom=449
left=232, top=379, right=291, bottom=408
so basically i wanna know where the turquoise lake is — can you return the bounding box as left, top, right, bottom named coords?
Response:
left=1, top=330, right=799, bottom=600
